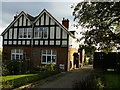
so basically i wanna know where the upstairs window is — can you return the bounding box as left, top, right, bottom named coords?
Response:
left=41, top=50, right=57, bottom=64
left=19, top=28, right=32, bottom=39
left=34, top=27, right=48, bottom=39
left=11, top=49, right=23, bottom=60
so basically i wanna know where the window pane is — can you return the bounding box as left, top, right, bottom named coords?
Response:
left=16, top=49, right=19, bottom=53
left=19, top=35, right=23, bottom=38
left=16, top=55, right=19, bottom=60
left=42, top=50, right=46, bottom=54
left=42, top=56, right=46, bottom=62
left=52, top=56, right=56, bottom=63
left=47, top=56, right=51, bottom=63
left=24, top=35, right=27, bottom=38
left=43, top=28, right=48, bottom=38
left=20, top=50, right=23, bottom=53
left=19, top=29, right=23, bottom=38
left=39, top=31, right=42, bottom=38
left=39, top=28, right=43, bottom=31
left=52, top=50, right=56, bottom=55
left=28, top=28, right=32, bottom=32
left=28, top=28, right=32, bottom=38
left=39, top=28, right=43, bottom=38
left=35, top=28, right=38, bottom=32
left=35, top=32, right=38, bottom=38
left=47, top=50, right=51, bottom=54
left=11, top=49, right=15, bottom=53
left=28, top=34, right=31, bottom=38
left=20, top=55, right=23, bottom=60
left=12, top=54, right=15, bottom=60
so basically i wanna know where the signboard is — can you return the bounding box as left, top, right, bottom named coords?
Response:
left=59, top=64, right=65, bottom=70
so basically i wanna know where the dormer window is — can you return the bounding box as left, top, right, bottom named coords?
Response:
left=19, top=28, right=32, bottom=39
left=34, top=27, right=48, bottom=39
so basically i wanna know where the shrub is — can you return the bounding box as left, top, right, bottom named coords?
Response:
left=2, top=63, right=10, bottom=75
left=45, top=63, right=55, bottom=71
left=36, top=63, right=59, bottom=72
left=2, top=60, right=30, bottom=75
left=73, top=73, right=105, bottom=89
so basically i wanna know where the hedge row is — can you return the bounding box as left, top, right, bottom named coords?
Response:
left=94, top=52, right=120, bottom=71
left=2, top=60, right=30, bottom=75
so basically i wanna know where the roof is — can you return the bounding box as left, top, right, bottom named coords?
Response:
left=1, top=9, right=76, bottom=38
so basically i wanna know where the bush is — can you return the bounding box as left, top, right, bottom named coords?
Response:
left=2, top=60, right=30, bottom=75
left=73, top=73, right=105, bottom=89
left=45, top=63, right=56, bottom=71
left=2, top=63, right=10, bottom=75
left=36, top=63, right=62, bottom=73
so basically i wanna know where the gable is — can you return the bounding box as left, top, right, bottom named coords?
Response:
left=34, top=9, right=71, bottom=35
left=1, top=11, right=32, bottom=36
left=34, top=10, right=68, bottom=41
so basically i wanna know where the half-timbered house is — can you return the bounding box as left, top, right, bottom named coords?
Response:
left=1, top=9, right=80, bottom=71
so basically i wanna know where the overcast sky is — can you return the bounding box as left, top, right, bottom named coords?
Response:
left=0, top=1, right=84, bottom=47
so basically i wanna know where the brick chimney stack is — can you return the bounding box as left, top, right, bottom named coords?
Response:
left=62, top=17, right=69, bottom=29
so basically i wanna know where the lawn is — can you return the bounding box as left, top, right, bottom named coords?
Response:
left=103, top=72, right=120, bottom=88
left=2, top=71, right=60, bottom=89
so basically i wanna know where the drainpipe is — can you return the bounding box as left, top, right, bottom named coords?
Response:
left=30, top=23, right=34, bottom=72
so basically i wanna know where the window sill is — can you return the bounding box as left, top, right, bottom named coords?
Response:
left=18, top=38, right=32, bottom=39
left=41, top=62, right=56, bottom=65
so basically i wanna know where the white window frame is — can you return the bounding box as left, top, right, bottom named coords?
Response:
left=19, top=28, right=32, bottom=39
left=41, top=50, right=57, bottom=64
left=34, top=27, right=48, bottom=39
left=11, top=49, right=23, bottom=60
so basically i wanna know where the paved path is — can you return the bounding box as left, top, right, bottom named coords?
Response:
left=36, top=65, right=93, bottom=88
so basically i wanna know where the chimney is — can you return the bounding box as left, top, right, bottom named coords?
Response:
left=14, top=15, right=17, bottom=20
left=14, top=12, right=18, bottom=19
left=62, top=17, right=69, bottom=29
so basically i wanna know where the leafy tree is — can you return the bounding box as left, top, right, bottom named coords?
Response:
left=72, top=2, right=120, bottom=52
left=79, top=45, right=96, bottom=57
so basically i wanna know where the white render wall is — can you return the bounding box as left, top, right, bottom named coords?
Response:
left=69, top=32, right=80, bottom=49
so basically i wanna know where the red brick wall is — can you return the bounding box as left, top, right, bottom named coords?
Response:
left=3, top=46, right=68, bottom=70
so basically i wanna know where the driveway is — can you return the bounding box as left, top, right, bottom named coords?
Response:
left=35, top=65, right=93, bottom=88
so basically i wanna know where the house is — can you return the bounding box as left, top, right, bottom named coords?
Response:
left=1, top=9, right=80, bottom=71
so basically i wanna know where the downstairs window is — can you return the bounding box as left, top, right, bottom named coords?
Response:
left=41, top=50, right=57, bottom=64
left=11, top=49, right=23, bottom=60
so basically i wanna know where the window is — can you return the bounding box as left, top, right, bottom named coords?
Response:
left=34, top=27, right=48, bottom=39
left=41, top=50, right=57, bottom=64
left=19, top=28, right=32, bottom=38
left=11, top=49, right=23, bottom=60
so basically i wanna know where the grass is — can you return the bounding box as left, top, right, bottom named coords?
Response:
left=93, top=69, right=120, bottom=88
left=2, top=74, right=38, bottom=81
left=2, top=71, right=60, bottom=89
left=104, top=72, right=120, bottom=88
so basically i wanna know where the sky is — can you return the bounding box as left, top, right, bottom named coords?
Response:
left=0, top=0, right=85, bottom=47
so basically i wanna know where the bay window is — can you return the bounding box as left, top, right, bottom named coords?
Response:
left=11, top=49, right=23, bottom=60
left=41, top=50, right=57, bottom=64
left=34, top=27, right=48, bottom=39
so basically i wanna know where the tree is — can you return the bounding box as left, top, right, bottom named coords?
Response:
left=72, top=2, right=120, bottom=52
left=79, top=45, right=96, bottom=57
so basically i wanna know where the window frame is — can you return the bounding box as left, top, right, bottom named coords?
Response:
left=34, top=27, right=48, bottom=39
left=41, top=50, right=57, bottom=64
left=19, top=28, right=32, bottom=39
left=11, top=49, right=23, bottom=60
